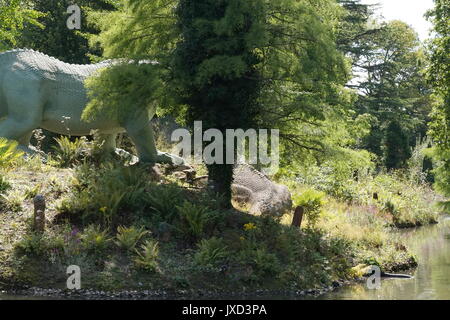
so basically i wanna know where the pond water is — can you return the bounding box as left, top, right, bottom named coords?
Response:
left=318, top=216, right=450, bottom=300
left=1, top=217, right=449, bottom=300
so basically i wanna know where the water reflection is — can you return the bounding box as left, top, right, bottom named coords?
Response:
left=321, top=217, right=450, bottom=300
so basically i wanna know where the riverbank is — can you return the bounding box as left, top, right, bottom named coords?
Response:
left=0, top=143, right=444, bottom=296
left=320, top=216, right=450, bottom=300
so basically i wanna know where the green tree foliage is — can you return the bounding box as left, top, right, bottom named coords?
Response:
left=427, top=0, right=450, bottom=209
left=85, top=0, right=351, bottom=206
left=17, top=0, right=118, bottom=63
left=0, top=0, right=43, bottom=51
left=336, top=0, right=380, bottom=60
left=171, top=0, right=265, bottom=205
left=351, top=20, right=433, bottom=169
left=384, top=120, right=411, bottom=170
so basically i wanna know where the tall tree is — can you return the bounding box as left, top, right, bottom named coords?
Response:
left=351, top=20, right=433, bottom=169
left=171, top=0, right=263, bottom=205
left=336, top=0, right=379, bottom=61
left=427, top=0, right=450, bottom=209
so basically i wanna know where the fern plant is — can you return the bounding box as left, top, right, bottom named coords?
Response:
left=0, top=138, right=23, bottom=168
left=176, top=201, right=211, bottom=242
left=292, top=188, right=326, bottom=229
left=146, top=183, right=184, bottom=222
left=115, top=225, right=149, bottom=251
left=80, top=225, right=112, bottom=254
left=193, top=237, right=228, bottom=268
left=134, top=239, right=159, bottom=272
left=52, top=136, right=88, bottom=167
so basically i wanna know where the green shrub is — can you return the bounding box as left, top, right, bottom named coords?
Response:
left=146, top=183, right=184, bottom=223
left=193, top=237, right=228, bottom=269
left=236, top=247, right=281, bottom=282
left=81, top=225, right=112, bottom=254
left=292, top=189, right=326, bottom=229
left=15, top=233, right=47, bottom=256
left=115, top=225, right=149, bottom=252
left=134, top=239, right=159, bottom=272
left=58, top=163, right=148, bottom=225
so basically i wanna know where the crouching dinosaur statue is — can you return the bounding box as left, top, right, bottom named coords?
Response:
left=232, top=164, right=292, bottom=217
left=0, top=49, right=182, bottom=164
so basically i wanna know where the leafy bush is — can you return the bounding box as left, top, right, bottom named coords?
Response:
left=58, top=163, right=148, bottom=226
left=115, top=225, right=149, bottom=252
left=292, top=188, right=326, bottom=229
left=15, top=233, right=47, bottom=256
left=146, top=183, right=184, bottom=223
left=193, top=237, right=228, bottom=269
left=236, top=247, right=281, bottom=282
left=134, top=239, right=159, bottom=272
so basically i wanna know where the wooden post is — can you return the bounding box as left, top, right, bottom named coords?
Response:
left=33, top=195, right=46, bottom=233
left=292, top=206, right=304, bottom=228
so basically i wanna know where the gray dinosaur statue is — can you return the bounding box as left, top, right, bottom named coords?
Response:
left=0, top=49, right=182, bottom=164
left=232, top=164, right=292, bottom=217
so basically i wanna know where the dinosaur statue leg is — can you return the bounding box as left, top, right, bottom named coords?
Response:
left=125, top=122, right=185, bottom=165
left=96, top=133, right=117, bottom=154
left=0, top=76, right=43, bottom=153
left=0, top=120, right=39, bottom=154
